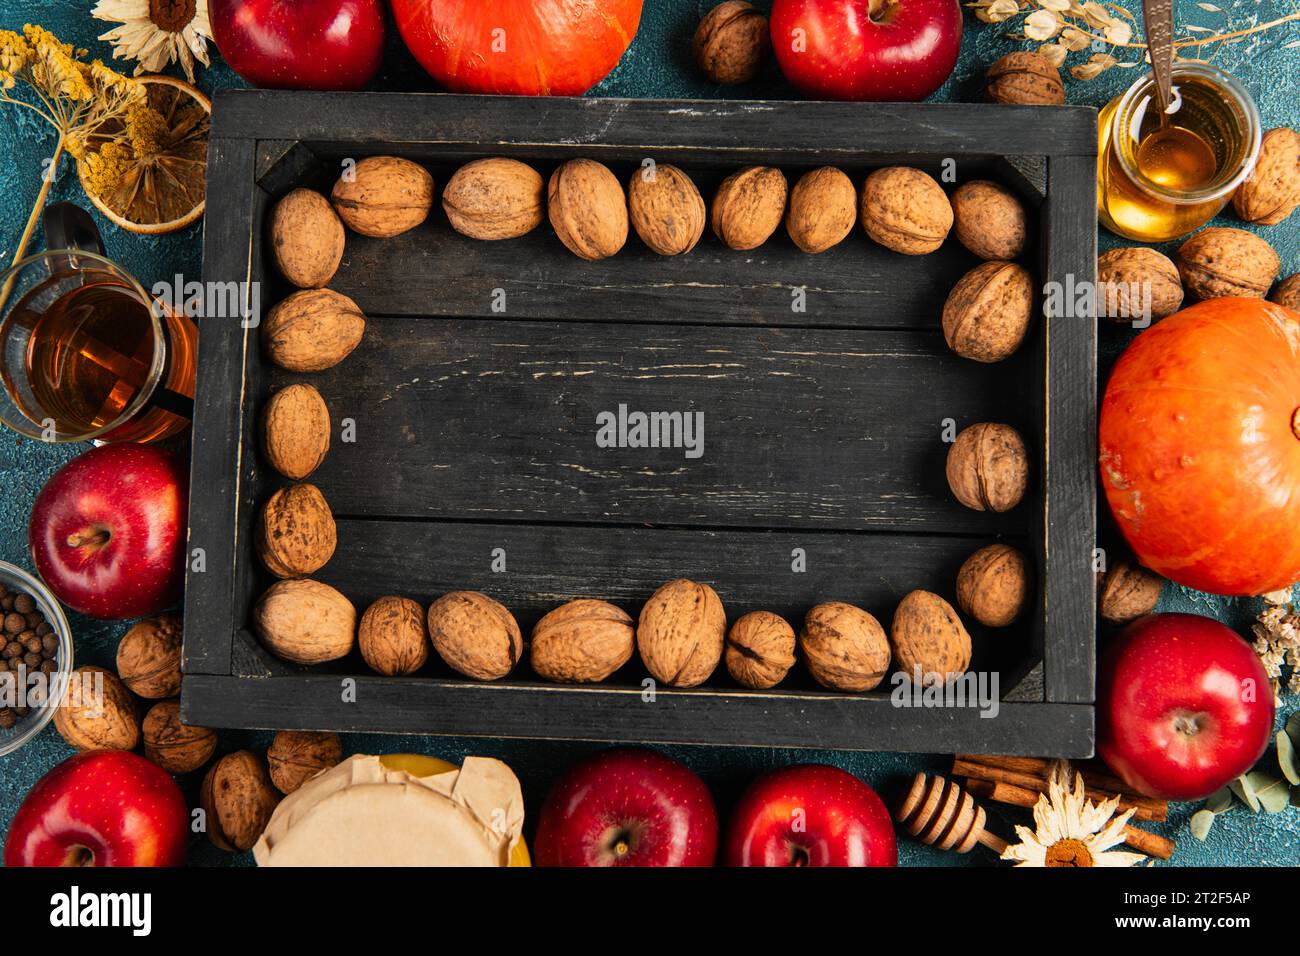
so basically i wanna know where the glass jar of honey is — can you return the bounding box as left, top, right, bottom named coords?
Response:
left=1098, top=62, right=1261, bottom=242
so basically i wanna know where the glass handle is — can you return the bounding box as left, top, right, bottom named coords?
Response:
left=42, top=202, right=106, bottom=273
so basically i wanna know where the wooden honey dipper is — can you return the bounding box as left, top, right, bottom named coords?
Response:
left=895, top=772, right=1008, bottom=855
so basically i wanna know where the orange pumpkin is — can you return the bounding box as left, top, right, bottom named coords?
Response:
left=1100, top=297, right=1300, bottom=596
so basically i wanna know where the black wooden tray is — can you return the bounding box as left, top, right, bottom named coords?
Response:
left=182, top=91, right=1098, bottom=756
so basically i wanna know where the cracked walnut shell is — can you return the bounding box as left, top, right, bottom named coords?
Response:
left=331, top=156, right=433, bottom=238
left=628, top=164, right=706, bottom=256
left=427, top=591, right=521, bottom=681
left=711, top=166, right=788, bottom=251
left=54, top=665, right=138, bottom=752
left=1097, top=248, right=1184, bottom=323
left=443, top=157, right=545, bottom=240
left=1233, top=127, right=1300, bottom=226
left=116, top=613, right=183, bottom=698
left=256, top=483, right=337, bottom=579
left=263, top=288, right=366, bottom=372
left=942, top=260, right=1033, bottom=363
left=946, top=422, right=1029, bottom=513
left=951, top=180, right=1027, bottom=261
left=269, top=187, right=344, bottom=289
left=548, top=159, right=628, bottom=261
left=694, top=1, right=769, bottom=84
left=201, top=751, right=280, bottom=851
left=985, top=52, right=1065, bottom=106
left=786, top=167, right=856, bottom=254
left=359, top=596, right=428, bottom=676
left=262, top=383, right=330, bottom=480
left=860, top=166, right=953, bottom=255
left=267, top=730, right=343, bottom=794
left=143, top=699, right=216, bottom=774
left=956, top=544, right=1029, bottom=628
left=1176, top=227, right=1280, bottom=300
left=891, top=590, right=971, bottom=683
left=530, top=599, right=635, bottom=683
left=637, top=579, right=726, bottom=688
left=726, top=610, right=795, bottom=689
left=800, top=602, right=890, bottom=692
left=254, top=578, right=355, bottom=665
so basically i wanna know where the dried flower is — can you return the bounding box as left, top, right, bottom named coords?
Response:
left=92, top=0, right=212, bottom=83
left=1001, top=761, right=1146, bottom=867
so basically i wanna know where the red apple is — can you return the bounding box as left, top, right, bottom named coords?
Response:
left=725, top=764, right=896, bottom=867
left=770, top=0, right=963, bottom=101
left=5, top=751, right=189, bottom=867
left=1098, top=613, right=1274, bottom=801
left=211, top=0, right=385, bottom=90
left=29, top=443, right=188, bottom=619
left=534, top=748, right=718, bottom=867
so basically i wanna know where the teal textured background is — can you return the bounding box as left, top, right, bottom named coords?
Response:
left=0, top=0, right=1297, bottom=867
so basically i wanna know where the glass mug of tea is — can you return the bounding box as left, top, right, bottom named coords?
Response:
left=0, top=203, right=197, bottom=444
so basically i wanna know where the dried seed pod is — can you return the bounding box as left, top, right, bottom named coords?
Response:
left=711, top=166, right=788, bottom=250
left=1098, top=555, right=1163, bottom=624
left=799, top=602, right=890, bottom=692
left=548, top=159, right=628, bottom=261
left=269, top=187, right=344, bottom=289
left=442, top=157, right=545, bottom=240
left=956, top=544, right=1030, bottom=628
left=427, top=591, right=521, bottom=681
left=942, top=260, right=1034, bottom=363
left=143, top=699, right=217, bottom=774
left=253, top=578, right=356, bottom=665
left=116, top=613, right=183, bottom=699
left=693, top=1, right=770, bottom=85
left=725, top=610, right=796, bottom=689
left=201, top=751, right=280, bottom=851
left=267, top=730, right=343, bottom=794
left=785, top=166, right=857, bottom=254
left=530, top=599, right=635, bottom=683
left=951, top=180, right=1027, bottom=261
left=255, top=483, right=337, bottom=579
left=946, top=422, right=1030, bottom=513
left=1233, top=127, right=1300, bottom=226
left=1097, top=248, right=1184, bottom=323
left=859, top=166, right=953, bottom=255
left=358, top=596, right=428, bottom=676
left=262, top=288, right=366, bottom=372
left=1176, top=227, right=1280, bottom=300
left=891, top=590, right=971, bottom=683
left=628, top=164, right=706, bottom=256
left=331, top=156, right=434, bottom=238
left=637, top=579, right=726, bottom=688
left=985, top=52, right=1065, bottom=105
left=54, top=665, right=139, bottom=752
left=262, top=383, right=330, bottom=480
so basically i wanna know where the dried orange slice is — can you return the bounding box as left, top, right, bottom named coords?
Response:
left=75, top=74, right=210, bottom=235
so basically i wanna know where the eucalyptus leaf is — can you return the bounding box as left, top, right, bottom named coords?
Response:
left=1245, top=771, right=1290, bottom=813
left=1279, top=730, right=1300, bottom=786
left=1230, top=774, right=1261, bottom=812
left=1205, top=786, right=1235, bottom=814
left=1190, top=808, right=1215, bottom=840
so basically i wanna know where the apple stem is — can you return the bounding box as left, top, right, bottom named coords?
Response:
left=66, top=529, right=111, bottom=549
left=867, top=0, right=889, bottom=20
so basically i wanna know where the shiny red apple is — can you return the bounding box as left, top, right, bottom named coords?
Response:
left=30, top=443, right=188, bottom=619
left=725, top=764, right=897, bottom=867
left=5, top=751, right=189, bottom=867
left=770, top=0, right=963, bottom=101
left=534, top=748, right=718, bottom=867
left=210, top=0, right=385, bottom=90
left=1098, top=613, right=1274, bottom=801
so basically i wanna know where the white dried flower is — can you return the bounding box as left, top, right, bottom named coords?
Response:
left=1071, top=51, right=1117, bottom=79
left=1061, top=26, right=1092, bottom=50
left=977, top=0, right=1022, bottom=24
left=1104, top=20, right=1133, bottom=45
left=1038, top=42, right=1068, bottom=67
left=1025, top=8, right=1064, bottom=39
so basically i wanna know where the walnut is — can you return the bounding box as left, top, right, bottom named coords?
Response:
left=442, top=157, right=545, bottom=240
left=1176, top=227, right=1280, bottom=300
left=201, top=751, right=280, bottom=851
left=1272, top=274, right=1300, bottom=312
left=799, top=602, right=890, bottom=692
left=628, top=164, right=706, bottom=256
left=115, top=613, right=182, bottom=698
left=530, top=599, right=635, bottom=683
left=637, top=579, right=726, bottom=688
left=262, top=288, right=366, bottom=372
left=942, top=261, right=1034, bottom=363
left=891, top=590, right=972, bottom=683
left=785, top=167, right=857, bottom=254
left=142, top=699, right=216, bottom=774
left=946, top=422, right=1029, bottom=513
left=1233, top=127, right=1300, bottom=226
left=54, top=665, right=138, bottom=752
left=951, top=181, right=1027, bottom=260
left=262, top=383, right=330, bottom=480
left=358, top=595, right=428, bottom=676
left=255, top=483, right=337, bottom=579
left=548, top=159, right=629, bottom=260
left=956, top=543, right=1030, bottom=628
left=267, top=730, right=343, bottom=794
left=711, top=166, right=788, bottom=251
left=693, top=1, right=769, bottom=85
left=331, top=156, right=433, bottom=238
left=985, top=52, right=1065, bottom=105
left=268, top=187, right=344, bottom=289
left=725, top=610, right=795, bottom=689
left=427, top=591, right=521, bottom=680
left=253, top=578, right=355, bottom=665
left=860, top=166, right=953, bottom=255
left=1097, top=248, right=1184, bottom=322
left=1098, top=555, right=1163, bottom=624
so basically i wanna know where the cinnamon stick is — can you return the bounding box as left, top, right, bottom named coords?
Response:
left=961, top=754, right=1150, bottom=800
left=952, top=756, right=1167, bottom=822
left=965, top=778, right=1174, bottom=861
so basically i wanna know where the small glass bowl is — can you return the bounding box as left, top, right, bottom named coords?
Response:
left=0, top=560, right=74, bottom=757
